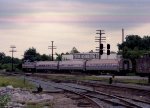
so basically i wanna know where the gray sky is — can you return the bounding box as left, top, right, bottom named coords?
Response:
left=0, top=0, right=150, bottom=58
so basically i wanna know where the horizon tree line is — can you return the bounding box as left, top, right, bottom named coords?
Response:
left=0, top=35, right=150, bottom=71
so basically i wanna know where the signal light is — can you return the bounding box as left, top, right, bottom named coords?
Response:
left=100, top=50, right=103, bottom=55
left=100, top=44, right=103, bottom=49
left=107, top=50, right=110, bottom=55
left=107, top=44, right=110, bottom=49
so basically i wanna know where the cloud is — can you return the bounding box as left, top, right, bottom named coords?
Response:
left=0, top=0, right=150, bottom=58
left=0, top=0, right=150, bottom=30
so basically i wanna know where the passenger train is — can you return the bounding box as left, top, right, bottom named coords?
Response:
left=22, top=59, right=132, bottom=74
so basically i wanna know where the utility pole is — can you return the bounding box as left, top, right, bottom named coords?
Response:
left=122, top=28, right=124, bottom=43
left=48, top=41, right=56, bottom=61
left=95, top=30, right=106, bottom=59
left=9, top=45, right=16, bottom=71
left=122, top=28, right=125, bottom=58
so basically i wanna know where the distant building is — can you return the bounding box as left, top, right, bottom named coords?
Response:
left=62, top=52, right=120, bottom=60
left=62, top=54, right=73, bottom=60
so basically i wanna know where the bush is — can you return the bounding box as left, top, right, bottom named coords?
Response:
left=0, top=82, right=9, bottom=87
left=0, top=63, right=22, bottom=72
left=1, top=64, right=12, bottom=71
left=0, top=94, right=11, bottom=107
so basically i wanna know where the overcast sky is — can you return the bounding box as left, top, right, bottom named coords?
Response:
left=0, top=0, right=150, bottom=58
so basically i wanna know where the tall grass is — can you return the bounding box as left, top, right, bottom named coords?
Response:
left=0, top=76, right=35, bottom=89
left=46, top=74, right=149, bottom=85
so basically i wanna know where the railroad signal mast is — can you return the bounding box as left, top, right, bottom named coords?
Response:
left=48, top=41, right=56, bottom=61
left=95, top=30, right=111, bottom=59
left=95, top=30, right=106, bottom=59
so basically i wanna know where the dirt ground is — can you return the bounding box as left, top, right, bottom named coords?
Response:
left=50, top=93, right=92, bottom=108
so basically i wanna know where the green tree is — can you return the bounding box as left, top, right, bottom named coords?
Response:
left=89, top=50, right=94, bottom=53
left=55, top=53, right=64, bottom=61
left=1, top=56, right=12, bottom=64
left=142, top=36, right=150, bottom=50
left=66, top=52, right=69, bottom=55
left=118, top=35, right=150, bottom=51
left=41, top=54, right=51, bottom=61
left=0, top=52, right=5, bottom=61
left=118, top=35, right=150, bottom=72
left=23, top=47, right=52, bottom=62
left=70, top=47, right=80, bottom=54
left=23, top=47, right=38, bottom=62
left=0, top=52, right=21, bottom=71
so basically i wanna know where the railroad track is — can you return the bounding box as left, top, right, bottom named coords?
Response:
left=26, top=77, right=150, bottom=108
left=4, top=72, right=150, bottom=108
left=78, top=80, right=150, bottom=102
left=60, top=83, right=150, bottom=108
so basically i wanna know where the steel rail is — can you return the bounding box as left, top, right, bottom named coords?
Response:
left=62, top=83, right=144, bottom=108
left=26, top=77, right=103, bottom=108
left=26, top=77, right=147, bottom=108
left=5, top=73, right=150, bottom=108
